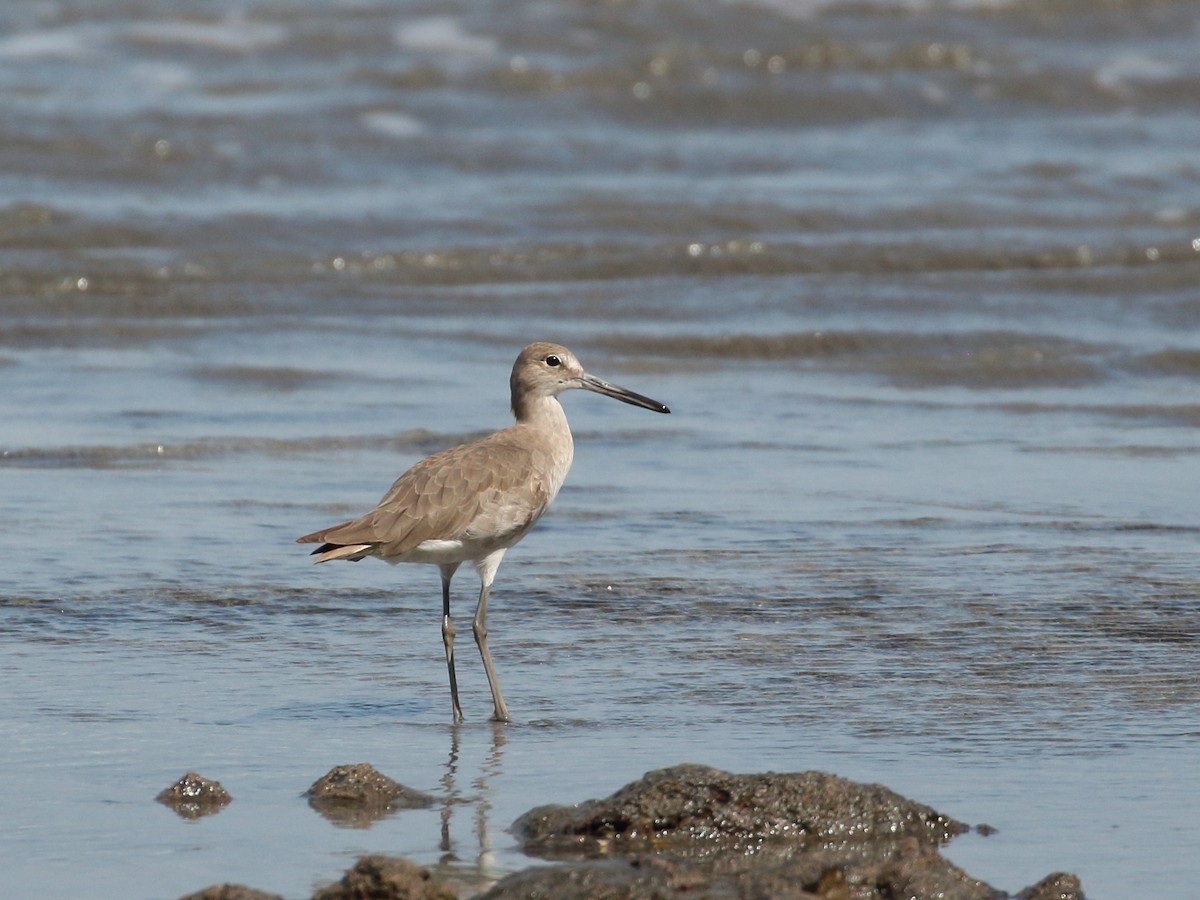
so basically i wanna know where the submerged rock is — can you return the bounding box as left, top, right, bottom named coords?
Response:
left=483, top=841, right=997, bottom=900
left=1018, top=872, right=1086, bottom=900
left=311, top=855, right=457, bottom=900
left=179, top=886, right=282, bottom=900
left=481, top=856, right=702, bottom=900
left=306, top=763, right=435, bottom=828
left=156, top=772, right=232, bottom=820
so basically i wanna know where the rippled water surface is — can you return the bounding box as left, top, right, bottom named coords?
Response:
left=2, top=1, right=1198, bottom=897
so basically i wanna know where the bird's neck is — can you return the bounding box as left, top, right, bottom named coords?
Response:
left=512, top=392, right=568, bottom=431
left=513, top=394, right=574, bottom=496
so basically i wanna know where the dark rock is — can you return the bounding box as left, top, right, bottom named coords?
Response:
left=513, top=763, right=967, bottom=855
left=169, top=764, right=1085, bottom=900
left=863, top=837, right=996, bottom=900
left=483, top=841, right=998, bottom=900
left=306, top=763, right=435, bottom=828
left=311, top=854, right=457, bottom=900
left=156, top=772, right=232, bottom=820
left=505, top=764, right=1084, bottom=900
left=1018, top=872, right=1086, bottom=900
left=178, top=886, right=282, bottom=900
left=480, top=855, right=712, bottom=900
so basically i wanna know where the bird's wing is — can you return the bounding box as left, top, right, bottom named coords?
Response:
left=298, top=429, right=554, bottom=558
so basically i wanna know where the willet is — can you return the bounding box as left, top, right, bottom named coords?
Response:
left=297, top=342, right=670, bottom=723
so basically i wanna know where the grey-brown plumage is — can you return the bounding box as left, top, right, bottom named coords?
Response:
left=297, top=342, right=670, bottom=723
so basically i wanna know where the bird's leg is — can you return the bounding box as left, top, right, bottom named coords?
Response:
left=473, top=583, right=510, bottom=722
left=439, top=563, right=463, bottom=723
left=473, top=550, right=510, bottom=723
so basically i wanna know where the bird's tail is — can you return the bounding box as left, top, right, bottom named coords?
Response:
left=308, top=542, right=372, bottom=563
left=297, top=522, right=372, bottom=563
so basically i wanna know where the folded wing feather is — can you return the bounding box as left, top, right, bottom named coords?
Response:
left=296, top=428, right=552, bottom=562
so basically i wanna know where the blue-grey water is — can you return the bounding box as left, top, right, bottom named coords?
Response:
left=2, top=1, right=1198, bottom=897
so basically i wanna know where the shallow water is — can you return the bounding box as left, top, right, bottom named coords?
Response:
left=2, top=0, right=1198, bottom=897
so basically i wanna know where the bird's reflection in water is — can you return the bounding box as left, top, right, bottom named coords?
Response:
left=435, top=721, right=509, bottom=894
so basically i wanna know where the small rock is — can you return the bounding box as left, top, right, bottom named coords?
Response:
left=870, top=837, right=996, bottom=900
left=1018, top=871, right=1086, bottom=900
left=312, top=855, right=456, bottom=900
left=179, top=886, right=282, bottom=900
left=306, top=763, right=435, bottom=828
left=156, top=772, right=232, bottom=820
left=480, top=856, right=695, bottom=900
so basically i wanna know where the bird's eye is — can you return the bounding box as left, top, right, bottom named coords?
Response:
left=545, top=355, right=561, bottom=367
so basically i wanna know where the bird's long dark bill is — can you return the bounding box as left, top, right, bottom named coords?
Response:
left=580, top=373, right=671, bottom=414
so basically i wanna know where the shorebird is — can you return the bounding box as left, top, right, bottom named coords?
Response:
left=297, top=342, right=670, bottom=723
